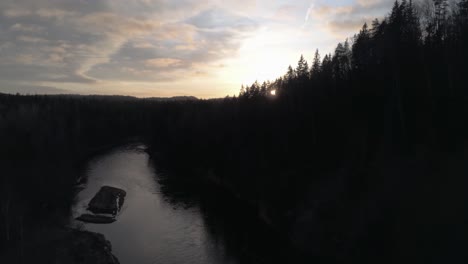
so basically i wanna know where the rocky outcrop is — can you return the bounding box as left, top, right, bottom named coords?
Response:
left=77, top=186, right=126, bottom=224
left=88, top=186, right=126, bottom=215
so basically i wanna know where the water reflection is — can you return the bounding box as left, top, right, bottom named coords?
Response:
left=72, top=144, right=296, bottom=264
left=156, top=173, right=298, bottom=264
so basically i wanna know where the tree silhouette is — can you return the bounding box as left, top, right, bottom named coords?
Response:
left=310, top=49, right=321, bottom=78
left=286, top=65, right=295, bottom=81
left=352, top=23, right=371, bottom=72
left=295, top=55, right=309, bottom=79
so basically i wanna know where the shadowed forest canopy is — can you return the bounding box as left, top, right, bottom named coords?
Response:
left=1, top=1, right=468, bottom=263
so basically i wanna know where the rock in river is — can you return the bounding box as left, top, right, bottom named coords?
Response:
left=76, top=214, right=116, bottom=224
left=88, top=186, right=127, bottom=215
left=77, top=186, right=126, bottom=223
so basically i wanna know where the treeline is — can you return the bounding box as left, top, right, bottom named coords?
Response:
left=239, top=0, right=468, bottom=153
left=147, top=0, right=468, bottom=262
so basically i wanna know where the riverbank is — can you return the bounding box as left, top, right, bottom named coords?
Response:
left=147, top=148, right=303, bottom=261
left=1, top=227, right=119, bottom=264
left=0, top=140, right=138, bottom=262
left=71, top=143, right=298, bottom=264
left=148, top=146, right=284, bottom=227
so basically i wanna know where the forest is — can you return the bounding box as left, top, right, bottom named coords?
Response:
left=1, top=0, right=468, bottom=263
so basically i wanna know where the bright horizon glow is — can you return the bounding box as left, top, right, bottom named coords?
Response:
left=0, top=0, right=394, bottom=98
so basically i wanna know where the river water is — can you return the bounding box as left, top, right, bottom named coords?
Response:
left=71, top=143, right=292, bottom=264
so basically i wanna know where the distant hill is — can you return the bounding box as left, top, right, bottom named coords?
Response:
left=144, top=96, right=198, bottom=101
left=0, top=93, right=198, bottom=101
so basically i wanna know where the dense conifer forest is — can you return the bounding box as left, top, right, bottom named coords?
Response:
left=1, top=0, right=468, bottom=262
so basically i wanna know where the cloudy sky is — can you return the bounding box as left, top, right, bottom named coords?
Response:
left=0, top=0, right=395, bottom=98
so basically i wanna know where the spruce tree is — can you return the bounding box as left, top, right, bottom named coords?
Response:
left=296, top=55, right=309, bottom=79
left=310, top=49, right=321, bottom=78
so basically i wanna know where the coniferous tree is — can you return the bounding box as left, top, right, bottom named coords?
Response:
left=371, top=18, right=380, bottom=37
left=296, top=55, right=309, bottom=79
left=352, top=23, right=371, bottom=72
left=240, top=85, right=246, bottom=98
left=286, top=65, right=295, bottom=81
left=434, top=0, right=449, bottom=31
left=332, top=41, right=351, bottom=81
left=260, top=82, right=268, bottom=96
left=460, top=0, right=468, bottom=15
left=310, top=49, right=321, bottom=78
left=321, top=54, right=332, bottom=79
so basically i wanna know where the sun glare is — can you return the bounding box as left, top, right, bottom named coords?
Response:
left=228, top=29, right=294, bottom=86
left=270, top=90, right=276, bottom=96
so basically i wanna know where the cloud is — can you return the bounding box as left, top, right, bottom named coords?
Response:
left=84, top=7, right=258, bottom=82
left=3, top=9, right=32, bottom=18
left=0, top=1, right=162, bottom=86
left=307, top=0, right=394, bottom=35
left=36, top=8, right=76, bottom=19
left=86, top=24, right=253, bottom=82
left=0, top=82, right=70, bottom=95
left=16, top=35, right=49, bottom=43
left=357, top=0, right=386, bottom=7
left=186, top=8, right=257, bottom=30
left=145, top=58, right=183, bottom=68
left=305, top=4, right=313, bottom=22
left=10, top=23, right=44, bottom=32
left=0, top=0, right=258, bottom=93
left=277, top=5, right=298, bottom=20
left=328, top=18, right=372, bottom=32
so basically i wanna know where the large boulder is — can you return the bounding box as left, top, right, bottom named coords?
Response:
left=88, top=186, right=126, bottom=215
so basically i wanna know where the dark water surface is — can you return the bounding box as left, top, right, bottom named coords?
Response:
left=72, top=143, right=293, bottom=264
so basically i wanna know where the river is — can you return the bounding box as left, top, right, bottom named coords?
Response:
left=71, top=143, right=293, bottom=264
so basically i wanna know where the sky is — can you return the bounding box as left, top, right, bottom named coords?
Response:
left=0, top=0, right=395, bottom=98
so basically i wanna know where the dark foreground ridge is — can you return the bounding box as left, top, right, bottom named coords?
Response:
left=54, top=229, right=120, bottom=264
left=1, top=228, right=119, bottom=264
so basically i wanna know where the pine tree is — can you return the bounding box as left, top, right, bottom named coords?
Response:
left=250, top=81, right=260, bottom=97
left=371, top=18, right=380, bottom=37
left=390, top=1, right=402, bottom=25
left=332, top=41, right=351, bottom=81
left=310, top=49, right=321, bottom=78
left=296, top=55, right=309, bottom=79
left=352, top=23, right=371, bottom=71
left=456, top=0, right=468, bottom=36
left=460, top=0, right=468, bottom=16
left=286, top=65, right=295, bottom=81
left=321, top=54, right=332, bottom=78
left=240, top=85, right=246, bottom=97
left=404, top=0, right=421, bottom=43
left=434, top=0, right=449, bottom=29
left=260, top=82, right=268, bottom=95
